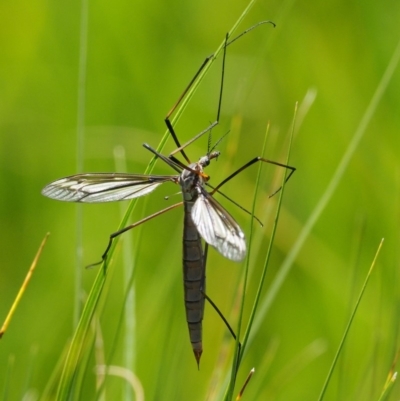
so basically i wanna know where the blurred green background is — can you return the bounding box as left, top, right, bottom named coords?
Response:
left=1, top=0, right=400, bottom=399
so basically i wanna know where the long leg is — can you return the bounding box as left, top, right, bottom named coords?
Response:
left=210, top=157, right=296, bottom=198
left=205, top=182, right=263, bottom=226
left=201, top=243, right=242, bottom=370
left=202, top=293, right=240, bottom=343
left=143, top=143, right=207, bottom=178
left=201, top=243, right=242, bottom=348
left=165, top=56, right=213, bottom=164
left=165, top=21, right=275, bottom=161
left=86, top=202, right=183, bottom=268
left=166, top=35, right=227, bottom=162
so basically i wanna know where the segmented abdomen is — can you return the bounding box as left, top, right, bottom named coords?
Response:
left=183, top=200, right=205, bottom=366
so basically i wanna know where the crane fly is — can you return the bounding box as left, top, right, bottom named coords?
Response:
left=41, top=22, right=296, bottom=366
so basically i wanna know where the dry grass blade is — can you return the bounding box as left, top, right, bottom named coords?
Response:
left=95, top=365, right=144, bottom=401
left=0, top=233, right=50, bottom=339
left=377, top=349, right=400, bottom=401
left=235, top=368, right=255, bottom=400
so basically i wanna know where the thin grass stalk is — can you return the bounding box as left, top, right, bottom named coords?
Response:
left=0, top=234, right=49, bottom=339
left=317, top=239, right=384, bottom=401
left=40, top=344, right=69, bottom=401
left=74, top=0, right=89, bottom=329
left=93, top=256, right=140, bottom=400
left=224, top=106, right=296, bottom=400
left=224, top=122, right=270, bottom=399
left=239, top=106, right=296, bottom=365
left=73, top=328, right=96, bottom=399
left=114, top=146, right=136, bottom=401
left=224, top=130, right=266, bottom=399
left=337, top=213, right=366, bottom=399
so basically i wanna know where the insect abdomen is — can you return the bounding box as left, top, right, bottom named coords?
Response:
left=183, top=200, right=205, bottom=366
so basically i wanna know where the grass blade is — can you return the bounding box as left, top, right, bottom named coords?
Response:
left=317, top=238, right=384, bottom=401
left=224, top=104, right=297, bottom=400
left=0, top=233, right=49, bottom=339
left=74, top=0, right=89, bottom=328
left=236, top=367, right=255, bottom=400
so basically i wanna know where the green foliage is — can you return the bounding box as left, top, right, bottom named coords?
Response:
left=1, top=0, right=399, bottom=400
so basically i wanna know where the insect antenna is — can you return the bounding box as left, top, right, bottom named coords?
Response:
left=208, top=130, right=230, bottom=156
left=207, top=127, right=213, bottom=155
left=226, top=20, right=276, bottom=48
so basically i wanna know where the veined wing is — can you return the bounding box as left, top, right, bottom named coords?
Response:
left=191, top=188, right=246, bottom=262
left=42, top=173, right=177, bottom=203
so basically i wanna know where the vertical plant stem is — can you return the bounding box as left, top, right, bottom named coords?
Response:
left=74, top=0, right=89, bottom=328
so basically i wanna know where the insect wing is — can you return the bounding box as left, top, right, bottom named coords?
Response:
left=42, top=173, right=175, bottom=203
left=191, top=189, right=246, bottom=262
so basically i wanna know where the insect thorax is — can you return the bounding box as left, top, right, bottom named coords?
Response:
left=179, top=162, right=206, bottom=202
